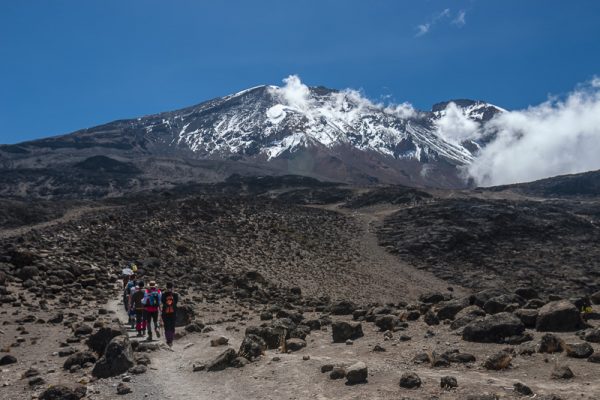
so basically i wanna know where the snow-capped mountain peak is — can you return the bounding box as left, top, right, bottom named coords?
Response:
left=151, top=76, right=502, bottom=166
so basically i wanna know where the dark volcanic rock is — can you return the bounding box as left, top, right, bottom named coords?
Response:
left=462, top=312, right=525, bottom=343
left=514, top=308, right=538, bottom=328
left=399, top=372, right=422, bottom=389
left=374, top=315, right=399, bottom=331
left=345, top=361, right=368, bottom=384
left=39, top=385, right=86, bottom=400
left=565, top=342, right=594, bottom=358
left=551, top=365, right=574, bottom=380
left=536, top=300, right=585, bottom=332
left=584, top=328, right=600, bottom=343
left=91, top=336, right=134, bottom=378
left=539, top=333, right=565, bottom=353
left=176, top=304, right=195, bottom=327
left=332, top=321, right=363, bottom=343
left=440, top=376, right=458, bottom=389
left=238, top=334, right=266, bottom=360
left=0, top=354, right=17, bottom=365
left=86, top=326, right=124, bottom=356
left=435, top=298, right=468, bottom=320
left=285, top=338, right=306, bottom=352
left=63, top=351, right=96, bottom=370
left=513, top=382, right=533, bottom=396
left=329, top=301, right=357, bottom=315
left=207, top=348, right=237, bottom=372
left=483, top=351, right=512, bottom=370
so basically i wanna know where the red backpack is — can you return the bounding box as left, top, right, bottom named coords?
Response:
left=164, top=292, right=175, bottom=314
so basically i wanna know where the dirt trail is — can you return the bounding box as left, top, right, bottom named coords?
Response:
left=102, top=292, right=600, bottom=400
left=319, top=203, right=469, bottom=300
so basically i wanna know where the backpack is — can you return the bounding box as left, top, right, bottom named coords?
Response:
left=164, top=292, right=175, bottom=315
left=147, top=290, right=159, bottom=307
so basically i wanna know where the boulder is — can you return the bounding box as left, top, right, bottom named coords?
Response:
left=238, top=334, right=266, bottom=360
left=345, top=361, right=368, bottom=384
left=450, top=305, right=486, bottom=330
left=536, top=300, right=585, bottom=332
left=329, top=300, right=357, bottom=315
left=462, top=312, right=525, bottom=343
left=584, top=328, right=600, bottom=343
left=91, top=335, right=134, bottom=378
left=245, top=326, right=280, bottom=349
left=591, top=290, right=600, bottom=305
left=419, top=292, right=447, bottom=304
left=0, top=354, right=17, bottom=365
left=63, top=351, right=96, bottom=370
left=514, top=309, right=538, bottom=328
left=440, top=376, right=458, bottom=389
left=483, top=351, right=512, bottom=370
left=513, top=382, right=533, bottom=396
left=39, top=385, right=86, bottom=400
left=399, top=372, right=422, bottom=389
left=515, top=287, right=539, bottom=300
left=551, top=365, right=574, bottom=380
left=207, top=348, right=237, bottom=371
left=116, top=383, right=132, bottom=395
left=435, top=298, right=468, bottom=320
left=538, top=333, right=564, bottom=353
left=374, top=315, right=398, bottom=331
left=483, top=294, right=524, bottom=315
left=424, top=311, right=440, bottom=326
left=332, top=321, right=363, bottom=343
left=330, top=367, right=346, bottom=379
left=176, top=304, right=195, bottom=327
left=285, top=338, right=306, bottom=352
left=74, top=324, right=93, bottom=336
left=86, top=326, right=124, bottom=356
left=184, top=321, right=205, bottom=333
left=565, top=342, right=594, bottom=358
left=470, top=289, right=505, bottom=307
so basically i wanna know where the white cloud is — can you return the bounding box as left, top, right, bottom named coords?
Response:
left=453, top=10, right=466, bottom=27
left=269, top=75, right=416, bottom=120
left=416, top=23, right=430, bottom=37
left=466, top=77, right=600, bottom=186
left=435, top=102, right=480, bottom=144
left=415, top=8, right=463, bottom=37
left=277, top=75, right=312, bottom=112
left=384, top=102, right=417, bottom=119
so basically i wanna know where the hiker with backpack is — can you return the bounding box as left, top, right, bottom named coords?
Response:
left=161, top=282, right=179, bottom=347
left=130, top=280, right=147, bottom=337
left=123, top=274, right=137, bottom=328
left=142, top=281, right=162, bottom=341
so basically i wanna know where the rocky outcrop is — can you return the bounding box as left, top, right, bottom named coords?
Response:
left=536, top=300, right=585, bottom=332
left=92, top=336, right=134, bottom=378
left=462, top=312, right=525, bottom=343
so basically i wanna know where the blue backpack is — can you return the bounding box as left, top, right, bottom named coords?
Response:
left=147, top=290, right=159, bottom=307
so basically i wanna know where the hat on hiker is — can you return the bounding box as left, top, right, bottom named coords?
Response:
left=148, top=281, right=156, bottom=287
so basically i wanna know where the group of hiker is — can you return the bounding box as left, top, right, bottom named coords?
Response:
left=122, top=268, right=179, bottom=347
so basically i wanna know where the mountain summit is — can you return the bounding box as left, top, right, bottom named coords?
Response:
left=0, top=77, right=504, bottom=197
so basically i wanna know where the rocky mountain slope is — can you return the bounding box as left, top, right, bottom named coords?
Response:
left=0, top=81, right=504, bottom=198
left=1, top=176, right=600, bottom=399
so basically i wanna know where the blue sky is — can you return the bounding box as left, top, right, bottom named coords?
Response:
left=1, top=1, right=599, bottom=144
